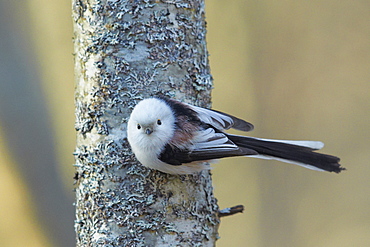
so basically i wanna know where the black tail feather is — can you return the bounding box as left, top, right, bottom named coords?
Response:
left=228, top=135, right=345, bottom=173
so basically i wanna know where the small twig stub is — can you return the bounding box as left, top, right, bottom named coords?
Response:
left=218, top=205, right=245, bottom=217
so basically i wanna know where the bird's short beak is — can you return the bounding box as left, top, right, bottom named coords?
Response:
left=145, top=128, right=153, bottom=135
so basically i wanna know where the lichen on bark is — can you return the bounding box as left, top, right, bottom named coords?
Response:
left=73, top=0, right=219, bottom=246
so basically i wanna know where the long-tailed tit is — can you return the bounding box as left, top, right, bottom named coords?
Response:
left=127, top=96, right=345, bottom=175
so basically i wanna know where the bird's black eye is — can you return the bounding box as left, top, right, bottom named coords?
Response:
left=137, top=124, right=141, bottom=130
left=157, top=119, right=162, bottom=125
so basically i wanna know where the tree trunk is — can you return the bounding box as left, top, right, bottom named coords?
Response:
left=73, top=0, right=219, bottom=246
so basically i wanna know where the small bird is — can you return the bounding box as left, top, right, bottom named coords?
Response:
left=127, top=96, right=345, bottom=175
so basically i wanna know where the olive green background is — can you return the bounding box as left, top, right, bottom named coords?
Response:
left=0, top=1, right=369, bottom=246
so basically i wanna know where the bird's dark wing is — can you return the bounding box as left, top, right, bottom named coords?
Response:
left=189, top=105, right=254, bottom=132
left=159, top=128, right=257, bottom=166
left=157, top=96, right=253, bottom=131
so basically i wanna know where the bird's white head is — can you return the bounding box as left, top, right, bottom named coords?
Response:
left=127, top=98, right=176, bottom=157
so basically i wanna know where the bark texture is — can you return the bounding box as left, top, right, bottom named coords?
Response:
left=73, top=0, right=219, bottom=246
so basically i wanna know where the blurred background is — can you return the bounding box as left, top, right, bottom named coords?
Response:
left=0, top=0, right=368, bottom=246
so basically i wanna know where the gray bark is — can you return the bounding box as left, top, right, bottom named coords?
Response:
left=73, top=0, right=219, bottom=246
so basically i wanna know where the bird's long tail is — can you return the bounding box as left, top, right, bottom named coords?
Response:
left=228, top=134, right=345, bottom=173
